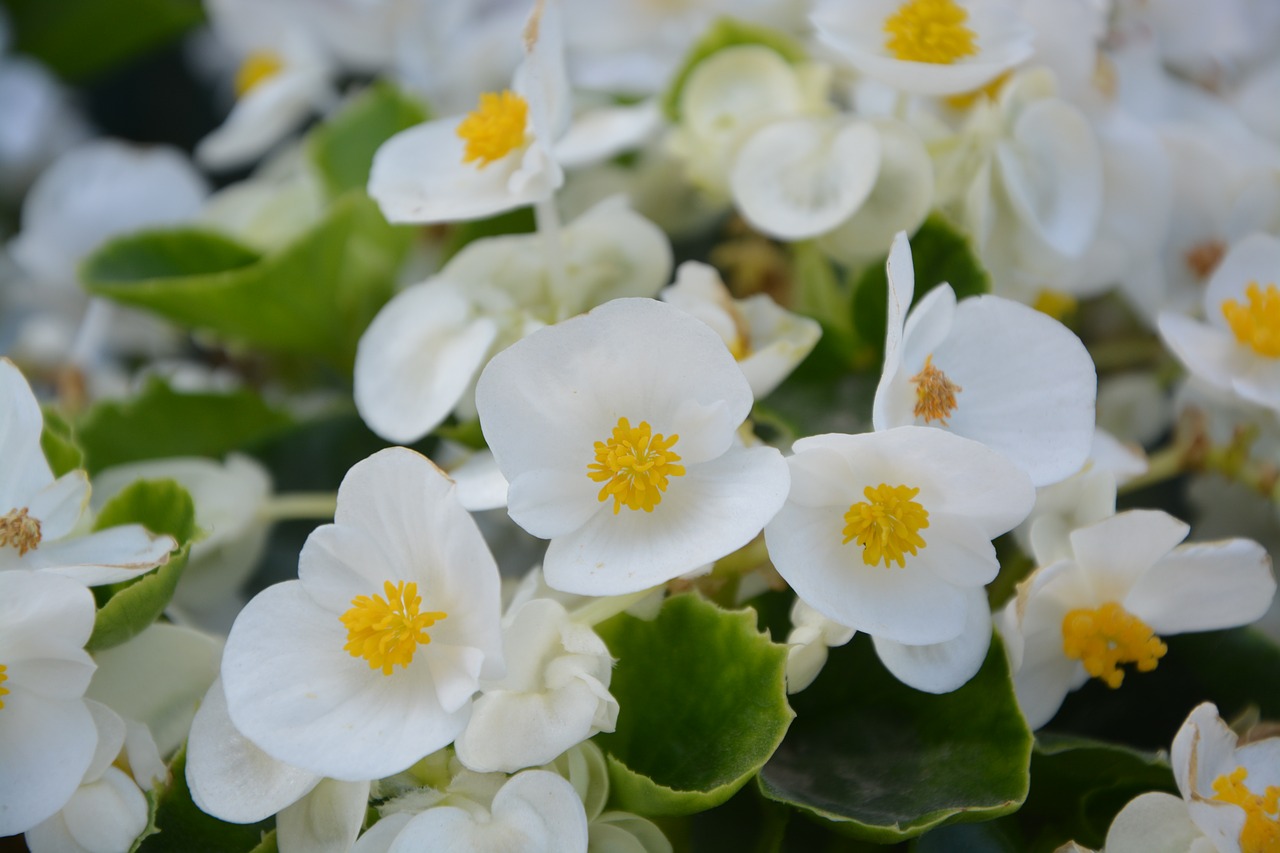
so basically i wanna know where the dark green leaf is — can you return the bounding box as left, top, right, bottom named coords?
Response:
left=759, top=633, right=1032, bottom=843
left=307, top=81, right=430, bottom=198
left=136, top=745, right=274, bottom=853
left=594, top=593, right=794, bottom=816
left=850, top=215, right=990, bottom=359
left=41, top=405, right=84, bottom=476
left=76, top=377, right=294, bottom=475
left=441, top=206, right=536, bottom=263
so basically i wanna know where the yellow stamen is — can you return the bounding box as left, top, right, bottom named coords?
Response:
left=456, top=90, right=529, bottom=169
left=944, top=70, right=1011, bottom=109
left=588, top=417, right=686, bottom=514
left=1185, top=239, right=1226, bottom=281
left=910, top=355, right=962, bottom=425
left=1213, top=766, right=1280, bottom=853
left=1222, top=282, right=1280, bottom=358
left=0, top=664, right=9, bottom=711
left=341, top=581, right=446, bottom=676
left=234, top=51, right=284, bottom=98
left=842, top=483, right=930, bottom=569
left=1061, top=602, right=1167, bottom=688
left=1033, top=289, right=1078, bottom=323
left=0, top=507, right=41, bottom=556
left=884, top=0, right=979, bottom=65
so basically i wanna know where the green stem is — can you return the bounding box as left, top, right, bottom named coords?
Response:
left=571, top=587, right=662, bottom=627
left=257, top=492, right=338, bottom=522
left=1118, top=444, right=1185, bottom=494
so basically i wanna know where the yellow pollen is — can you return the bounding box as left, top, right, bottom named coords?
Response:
left=1033, top=289, right=1079, bottom=323
left=1186, top=239, right=1227, bottom=281
left=456, top=90, right=529, bottom=169
left=1222, top=282, right=1280, bottom=358
left=884, top=0, right=979, bottom=65
left=588, top=417, right=686, bottom=514
left=340, top=581, right=446, bottom=676
left=1212, top=767, right=1280, bottom=853
left=0, top=664, right=8, bottom=711
left=1061, top=602, right=1167, bottom=688
left=842, top=483, right=930, bottom=569
left=0, top=507, right=41, bottom=556
left=234, top=51, right=284, bottom=98
left=910, top=355, right=962, bottom=425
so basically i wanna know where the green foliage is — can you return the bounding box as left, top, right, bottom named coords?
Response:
left=82, top=192, right=408, bottom=371
left=76, top=377, right=294, bottom=475
left=136, top=745, right=274, bottom=853
left=850, top=215, right=990, bottom=358
left=441, top=206, right=537, bottom=263
left=759, top=633, right=1032, bottom=843
left=87, top=478, right=197, bottom=651
left=40, top=405, right=84, bottom=476
left=594, top=593, right=794, bottom=816
left=1, top=0, right=202, bottom=82
left=661, top=17, right=807, bottom=122
left=308, top=81, right=430, bottom=199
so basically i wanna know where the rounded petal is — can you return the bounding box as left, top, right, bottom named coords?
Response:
left=0, top=358, right=55, bottom=511
left=1104, top=792, right=1206, bottom=853
left=196, top=69, right=328, bottom=170
left=24, top=525, right=175, bottom=585
left=0, top=690, right=97, bottom=836
left=1158, top=313, right=1252, bottom=393
left=1067, top=510, right=1190, bottom=601
left=60, top=766, right=149, bottom=853
left=277, top=778, right=372, bottom=853
left=1125, top=538, right=1275, bottom=634
left=872, top=586, right=993, bottom=693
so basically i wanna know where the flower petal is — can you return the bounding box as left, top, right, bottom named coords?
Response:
left=1125, top=538, right=1275, bottom=634
left=872, top=586, right=992, bottom=693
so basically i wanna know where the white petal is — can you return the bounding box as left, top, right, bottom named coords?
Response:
left=197, top=69, right=329, bottom=170
left=0, top=570, right=97, bottom=687
left=354, top=279, right=498, bottom=444
left=1104, top=792, right=1206, bottom=853
left=277, top=778, right=372, bottom=853
left=1203, top=233, right=1280, bottom=321
left=82, top=700, right=127, bottom=784
left=455, top=679, right=612, bottom=773
left=26, top=470, right=88, bottom=542
left=873, top=587, right=993, bottom=693
left=0, top=691, right=97, bottom=836
left=26, top=525, right=174, bottom=586
left=352, top=813, right=412, bottom=853
left=1158, top=313, right=1251, bottom=393
left=60, top=766, right=149, bottom=853
left=1125, top=538, right=1275, bottom=634
left=0, top=358, right=54, bottom=511
left=1067, top=510, right=1189, bottom=601
left=554, top=100, right=660, bottom=169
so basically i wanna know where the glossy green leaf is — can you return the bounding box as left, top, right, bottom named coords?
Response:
left=88, top=478, right=196, bottom=651
left=594, top=593, right=794, bottom=816
left=76, top=377, right=294, bottom=475
left=759, top=633, right=1032, bottom=843
left=308, top=81, right=429, bottom=198
left=41, top=405, right=84, bottom=476
left=661, top=17, right=807, bottom=122
left=82, top=192, right=407, bottom=370
left=850, top=215, right=990, bottom=358
left=136, top=745, right=274, bottom=853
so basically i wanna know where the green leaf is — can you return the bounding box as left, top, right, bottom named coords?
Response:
left=308, top=81, right=430, bottom=198
left=759, top=633, right=1032, bottom=843
left=441, top=206, right=537, bottom=263
left=40, top=405, right=84, bottom=476
left=850, top=215, right=990, bottom=359
left=87, top=478, right=196, bottom=651
left=137, top=745, right=274, bottom=853
left=594, top=593, right=794, bottom=816
left=82, top=192, right=407, bottom=370
left=76, top=377, right=294, bottom=475
left=1, top=0, right=203, bottom=82
left=661, top=17, right=807, bottom=122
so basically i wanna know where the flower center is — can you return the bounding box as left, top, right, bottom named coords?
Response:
left=842, top=483, right=930, bottom=569
left=1213, top=767, right=1280, bottom=853
left=1185, top=239, right=1226, bottom=281
left=884, top=0, right=979, bottom=65
left=0, top=664, right=8, bottom=711
left=0, top=507, right=42, bottom=556
left=588, top=417, right=686, bottom=514
left=234, top=51, right=284, bottom=98
left=910, top=355, right=962, bottom=425
left=341, top=581, right=447, bottom=676
left=1222, top=282, right=1280, bottom=358
left=456, top=90, right=529, bottom=169
left=1061, top=602, right=1167, bottom=688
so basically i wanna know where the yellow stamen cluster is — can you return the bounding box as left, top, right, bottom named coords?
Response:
left=0, top=664, right=8, bottom=710
left=0, top=507, right=41, bottom=556
left=341, top=581, right=446, bottom=676
left=1212, top=766, right=1280, bottom=853
left=1033, top=289, right=1079, bottom=323
left=884, top=0, right=979, bottom=65
left=910, top=355, right=962, bottom=425
left=1061, top=602, right=1167, bottom=688
left=234, top=51, right=284, bottom=98
left=456, top=90, right=529, bottom=169
left=1222, top=282, right=1280, bottom=358
left=843, top=483, right=930, bottom=569
left=588, top=417, right=686, bottom=514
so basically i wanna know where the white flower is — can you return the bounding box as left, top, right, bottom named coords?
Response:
left=660, top=261, right=821, bottom=399
left=220, top=447, right=505, bottom=780
left=368, top=0, right=568, bottom=224
left=1104, top=702, right=1280, bottom=853
left=475, top=298, right=790, bottom=596
left=1001, top=510, right=1276, bottom=730
left=0, top=359, right=176, bottom=585
left=1159, top=233, right=1280, bottom=414
left=783, top=598, right=855, bottom=694
left=455, top=597, right=618, bottom=773
left=0, top=570, right=99, bottom=837
left=811, top=0, right=1035, bottom=96
left=764, top=426, right=1034, bottom=692
left=873, top=232, right=1097, bottom=487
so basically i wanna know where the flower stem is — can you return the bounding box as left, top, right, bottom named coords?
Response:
left=535, top=197, right=570, bottom=315
left=571, top=587, right=662, bottom=627
left=257, top=492, right=338, bottom=522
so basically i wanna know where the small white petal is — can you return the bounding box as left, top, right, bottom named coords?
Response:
left=1125, top=538, right=1275, bottom=634
left=277, top=778, right=372, bottom=853
left=873, top=587, right=992, bottom=693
